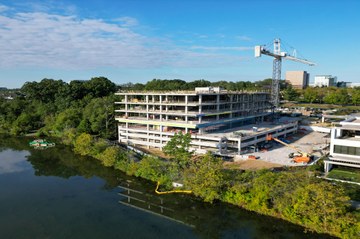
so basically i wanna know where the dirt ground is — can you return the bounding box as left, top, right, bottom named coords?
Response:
left=223, top=160, right=283, bottom=170
left=135, top=130, right=329, bottom=169
left=240, top=130, right=330, bottom=166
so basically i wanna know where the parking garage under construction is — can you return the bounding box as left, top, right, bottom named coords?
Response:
left=115, top=87, right=300, bottom=156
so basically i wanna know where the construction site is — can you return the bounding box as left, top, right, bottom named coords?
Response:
left=114, top=39, right=358, bottom=173
left=114, top=39, right=319, bottom=168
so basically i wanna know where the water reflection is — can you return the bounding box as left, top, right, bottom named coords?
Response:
left=0, top=137, right=336, bottom=239
left=116, top=180, right=335, bottom=239
left=0, top=149, right=30, bottom=174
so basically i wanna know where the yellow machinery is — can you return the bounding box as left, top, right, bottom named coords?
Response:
left=266, top=134, right=311, bottom=164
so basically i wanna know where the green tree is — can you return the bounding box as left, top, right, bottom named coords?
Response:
left=82, top=96, right=115, bottom=138
left=11, top=112, right=36, bottom=135
left=21, top=79, right=68, bottom=104
left=324, top=88, right=350, bottom=105
left=97, top=146, right=122, bottom=167
left=74, top=133, right=93, bottom=156
left=163, top=131, right=193, bottom=169
left=85, top=77, right=117, bottom=98
left=61, top=128, right=77, bottom=145
left=184, top=153, right=224, bottom=203
left=351, top=88, right=360, bottom=105
left=53, top=108, right=81, bottom=133
left=135, top=155, right=167, bottom=182
left=303, top=87, right=319, bottom=103
left=284, top=181, right=358, bottom=236
left=282, top=86, right=300, bottom=101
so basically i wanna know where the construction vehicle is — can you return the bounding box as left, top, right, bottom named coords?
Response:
left=266, top=134, right=311, bottom=164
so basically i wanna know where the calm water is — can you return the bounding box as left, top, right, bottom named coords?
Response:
left=0, top=137, right=334, bottom=239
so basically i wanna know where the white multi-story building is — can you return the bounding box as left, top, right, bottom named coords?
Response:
left=314, top=75, right=337, bottom=87
left=114, top=87, right=299, bottom=155
left=324, top=117, right=360, bottom=173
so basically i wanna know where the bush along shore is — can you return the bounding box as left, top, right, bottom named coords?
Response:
left=60, top=130, right=358, bottom=239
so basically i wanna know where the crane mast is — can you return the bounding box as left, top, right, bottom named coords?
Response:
left=255, top=38, right=315, bottom=108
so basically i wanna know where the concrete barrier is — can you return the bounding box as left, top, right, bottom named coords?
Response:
left=299, top=125, right=331, bottom=133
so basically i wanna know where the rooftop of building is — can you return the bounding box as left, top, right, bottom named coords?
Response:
left=334, top=117, right=360, bottom=130
left=115, top=87, right=268, bottom=95
left=199, top=117, right=299, bottom=140
left=341, top=117, right=360, bottom=124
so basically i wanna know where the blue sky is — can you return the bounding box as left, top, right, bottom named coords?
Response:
left=1, top=0, right=359, bottom=88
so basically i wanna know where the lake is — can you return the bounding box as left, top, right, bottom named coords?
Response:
left=0, top=137, right=334, bottom=239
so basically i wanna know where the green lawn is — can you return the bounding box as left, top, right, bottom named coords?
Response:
left=327, top=168, right=360, bottom=182
left=326, top=168, right=360, bottom=201
left=281, top=102, right=360, bottom=111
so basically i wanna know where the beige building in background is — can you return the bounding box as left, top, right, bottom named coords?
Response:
left=285, top=71, right=309, bottom=89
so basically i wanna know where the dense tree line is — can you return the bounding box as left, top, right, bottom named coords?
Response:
left=283, top=86, right=360, bottom=105
left=119, top=78, right=288, bottom=92
left=0, top=77, right=117, bottom=137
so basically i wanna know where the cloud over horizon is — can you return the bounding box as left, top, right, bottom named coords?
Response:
left=0, top=5, right=249, bottom=71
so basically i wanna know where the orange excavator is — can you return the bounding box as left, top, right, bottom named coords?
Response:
left=266, top=134, right=311, bottom=164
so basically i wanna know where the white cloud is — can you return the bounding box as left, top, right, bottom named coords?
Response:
left=0, top=4, right=9, bottom=12
left=236, top=35, right=252, bottom=41
left=191, top=46, right=253, bottom=51
left=0, top=8, right=248, bottom=70
left=114, top=16, right=138, bottom=27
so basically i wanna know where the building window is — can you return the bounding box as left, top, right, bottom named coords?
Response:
left=333, top=145, right=360, bottom=156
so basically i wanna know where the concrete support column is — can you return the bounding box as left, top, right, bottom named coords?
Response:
left=147, top=124, right=150, bottom=149
left=216, top=95, right=220, bottom=120
left=125, top=122, right=129, bottom=140
left=238, top=137, right=242, bottom=155
left=324, top=161, right=332, bottom=174
left=185, top=96, right=188, bottom=121
left=160, top=95, right=162, bottom=115
left=185, top=128, right=188, bottom=133
left=230, top=95, right=233, bottom=118
left=330, top=129, right=335, bottom=155
left=118, top=125, right=121, bottom=143
left=146, top=95, right=149, bottom=120
left=125, top=95, right=128, bottom=117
